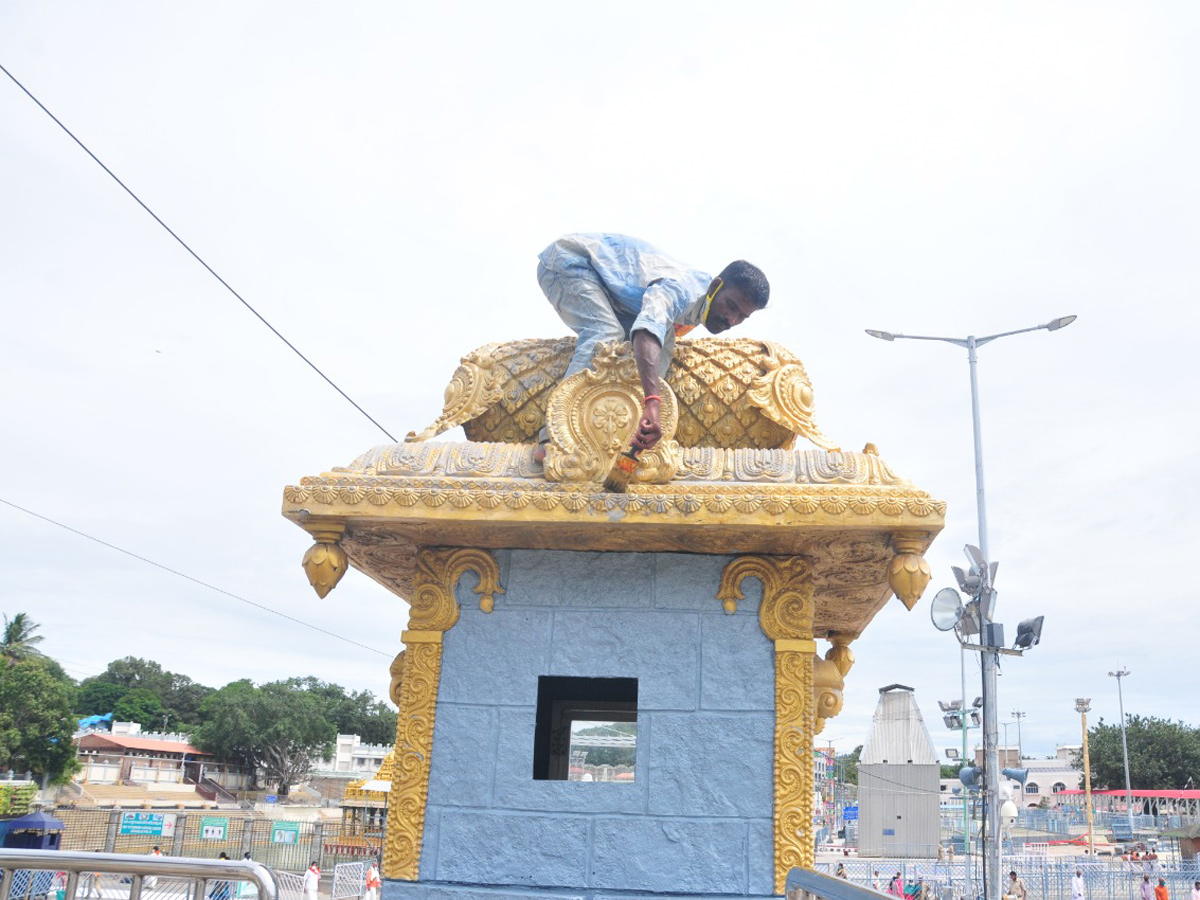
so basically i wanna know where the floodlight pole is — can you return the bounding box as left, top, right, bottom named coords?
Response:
left=866, top=316, right=1076, bottom=900
left=1109, top=668, right=1134, bottom=834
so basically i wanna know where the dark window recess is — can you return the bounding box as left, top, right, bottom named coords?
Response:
left=533, top=676, right=637, bottom=781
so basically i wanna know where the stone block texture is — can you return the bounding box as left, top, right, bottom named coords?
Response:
left=417, top=550, right=776, bottom=898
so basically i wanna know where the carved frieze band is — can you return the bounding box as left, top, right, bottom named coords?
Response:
left=383, top=548, right=503, bottom=881
left=287, top=475, right=943, bottom=521
left=335, top=441, right=918, bottom=489
left=717, top=556, right=817, bottom=890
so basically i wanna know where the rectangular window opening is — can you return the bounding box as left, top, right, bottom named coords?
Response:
left=533, top=676, right=637, bottom=782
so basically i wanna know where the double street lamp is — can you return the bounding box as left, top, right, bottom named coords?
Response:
left=867, top=315, right=1076, bottom=900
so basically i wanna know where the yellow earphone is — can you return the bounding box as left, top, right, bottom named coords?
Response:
left=701, top=276, right=724, bottom=324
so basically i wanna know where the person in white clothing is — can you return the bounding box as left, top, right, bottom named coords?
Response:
left=146, top=846, right=162, bottom=891
left=1071, top=869, right=1086, bottom=900
left=303, top=862, right=321, bottom=900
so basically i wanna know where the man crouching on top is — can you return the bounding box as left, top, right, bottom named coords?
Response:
left=534, top=233, right=770, bottom=460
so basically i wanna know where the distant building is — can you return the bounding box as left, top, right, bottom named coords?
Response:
left=74, top=722, right=249, bottom=793
left=858, top=684, right=941, bottom=858
left=319, top=734, right=392, bottom=776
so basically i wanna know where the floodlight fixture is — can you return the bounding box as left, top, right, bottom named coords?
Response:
left=944, top=713, right=963, bottom=730
left=945, top=748, right=961, bottom=760
left=1075, top=698, right=1091, bottom=714
left=938, top=699, right=963, bottom=713
left=972, top=697, right=984, bottom=708
left=1014, top=616, right=1045, bottom=650
left=968, top=710, right=982, bottom=728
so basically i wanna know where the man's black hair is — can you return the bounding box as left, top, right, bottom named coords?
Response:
left=718, top=260, right=770, bottom=309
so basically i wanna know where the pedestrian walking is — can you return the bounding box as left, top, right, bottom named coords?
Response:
left=1156, top=878, right=1170, bottom=900
left=1005, top=871, right=1028, bottom=900
left=1143, top=875, right=1156, bottom=900
left=872, top=870, right=883, bottom=892
left=146, top=845, right=162, bottom=891
left=1190, top=880, right=1199, bottom=900
left=303, top=862, right=321, bottom=900
left=362, top=859, right=381, bottom=900
left=1071, top=869, right=1086, bottom=900
left=210, top=852, right=231, bottom=900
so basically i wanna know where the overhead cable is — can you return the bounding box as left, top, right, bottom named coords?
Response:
left=0, top=62, right=397, bottom=442
left=0, top=498, right=390, bottom=658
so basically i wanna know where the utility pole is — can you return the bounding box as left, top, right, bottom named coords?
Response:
left=1109, top=668, right=1134, bottom=834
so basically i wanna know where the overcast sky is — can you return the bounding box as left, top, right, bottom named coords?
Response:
left=3, top=3, right=1197, bottom=765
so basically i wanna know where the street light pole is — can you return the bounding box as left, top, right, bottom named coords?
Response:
left=867, top=315, right=1076, bottom=900
left=1109, top=668, right=1134, bottom=834
left=1011, top=710, right=1026, bottom=762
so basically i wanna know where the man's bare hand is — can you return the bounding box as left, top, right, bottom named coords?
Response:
left=633, top=398, right=662, bottom=450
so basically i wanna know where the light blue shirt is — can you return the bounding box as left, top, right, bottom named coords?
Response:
left=538, top=234, right=712, bottom=344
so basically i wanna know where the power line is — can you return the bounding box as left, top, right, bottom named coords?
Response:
left=0, top=497, right=390, bottom=658
left=0, top=62, right=397, bottom=443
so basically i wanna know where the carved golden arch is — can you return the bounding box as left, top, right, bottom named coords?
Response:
left=717, top=556, right=817, bottom=892
left=384, top=547, right=503, bottom=881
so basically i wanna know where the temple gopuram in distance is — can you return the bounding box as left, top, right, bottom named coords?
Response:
left=282, top=336, right=944, bottom=900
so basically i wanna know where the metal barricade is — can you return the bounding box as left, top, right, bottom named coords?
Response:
left=0, top=849, right=278, bottom=900
left=330, top=863, right=363, bottom=900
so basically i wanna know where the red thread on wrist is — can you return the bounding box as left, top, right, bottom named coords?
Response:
left=644, top=395, right=662, bottom=403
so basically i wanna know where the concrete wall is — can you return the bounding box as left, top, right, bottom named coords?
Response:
left=395, top=549, right=776, bottom=900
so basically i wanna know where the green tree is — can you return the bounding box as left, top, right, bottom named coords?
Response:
left=1, top=613, right=45, bottom=663
left=837, top=745, right=863, bottom=786
left=113, top=688, right=166, bottom=729
left=573, top=722, right=636, bottom=768
left=77, top=680, right=127, bottom=717
left=0, top=660, right=79, bottom=782
left=194, top=680, right=336, bottom=795
left=78, top=658, right=212, bottom=729
left=285, top=677, right=397, bottom=745
left=1074, top=716, right=1200, bottom=790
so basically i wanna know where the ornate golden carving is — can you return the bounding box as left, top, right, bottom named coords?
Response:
left=775, top=646, right=815, bottom=886
left=301, top=519, right=347, bottom=599
left=813, top=636, right=856, bottom=736
left=406, top=340, right=568, bottom=443
left=541, top=342, right=681, bottom=484
left=338, top=441, right=913, bottom=488
left=388, top=650, right=405, bottom=707
left=407, top=336, right=840, bottom=451
left=383, top=547, right=503, bottom=881
left=717, top=556, right=816, bottom=888
left=717, top=556, right=813, bottom=640
left=409, top=547, right=505, bottom=629
left=888, top=531, right=934, bottom=610
left=384, top=638, right=442, bottom=881
left=744, top=343, right=839, bottom=451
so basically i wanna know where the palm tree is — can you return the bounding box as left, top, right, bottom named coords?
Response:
left=1, top=612, right=45, bottom=663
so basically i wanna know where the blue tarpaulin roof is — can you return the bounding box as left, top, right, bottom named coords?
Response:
left=2, top=811, right=65, bottom=831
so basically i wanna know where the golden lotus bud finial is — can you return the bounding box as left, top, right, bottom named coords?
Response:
left=888, top=531, right=933, bottom=610
left=301, top=519, right=348, bottom=599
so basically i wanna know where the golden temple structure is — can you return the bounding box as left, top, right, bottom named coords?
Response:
left=283, top=336, right=944, bottom=898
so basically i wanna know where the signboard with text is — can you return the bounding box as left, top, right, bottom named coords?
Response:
left=843, top=805, right=859, bottom=821
left=119, top=812, right=177, bottom=837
